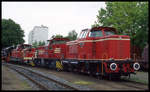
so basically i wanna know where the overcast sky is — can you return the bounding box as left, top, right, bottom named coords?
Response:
left=2, top=2, right=106, bottom=44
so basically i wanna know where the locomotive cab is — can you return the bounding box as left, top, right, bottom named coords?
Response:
left=48, top=38, right=70, bottom=59
left=34, top=38, right=70, bottom=70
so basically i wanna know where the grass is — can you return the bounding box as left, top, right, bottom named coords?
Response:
left=20, top=81, right=33, bottom=90
left=128, top=76, right=148, bottom=85
left=73, top=80, right=94, bottom=85
left=121, top=75, right=148, bottom=85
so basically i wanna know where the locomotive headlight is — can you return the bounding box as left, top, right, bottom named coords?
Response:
left=110, top=63, right=117, bottom=71
left=133, top=62, right=140, bottom=71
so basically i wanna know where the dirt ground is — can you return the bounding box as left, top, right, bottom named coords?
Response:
left=2, top=65, right=33, bottom=90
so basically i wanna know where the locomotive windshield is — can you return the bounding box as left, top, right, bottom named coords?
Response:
left=78, top=29, right=88, bottom=39
left=104, top=30, right=115, bottom=36
left=89, top=30, right=103, bottom=37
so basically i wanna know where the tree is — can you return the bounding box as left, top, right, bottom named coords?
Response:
left=92, top=2, right=148, bottom=52
left=65, top=30, right=78, bottom=40
left=38, top=41, right=45, bottom=46
left=32, top=40, right=45, bottom=48
left=32, top=41, right=38, bottom=48
left=51, top=34, right=63, bottom=38
left=2, top=19, right=25, bottom=48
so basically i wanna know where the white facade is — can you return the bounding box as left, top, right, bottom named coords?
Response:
left=28, top=25, right=48, bottom=45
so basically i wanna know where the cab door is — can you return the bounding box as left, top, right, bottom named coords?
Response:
left=48, top=40, right=54, bottom=58
left=77, top=29, right=89, bottom=59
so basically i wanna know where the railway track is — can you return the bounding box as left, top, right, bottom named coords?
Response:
left=3, top=63, right=90, bottom=90
left=3, top=63, right=148, bottom=90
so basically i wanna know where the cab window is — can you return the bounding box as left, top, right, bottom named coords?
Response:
left=78, top=31, right=88, bottom=39
left=52, top=40, right=67, bottom=44
left=89, top=30, right=103, bottom=37
left=105, top=30, right=115, bottom=36
left=78, top=31, right=83, bottom=39
left=83, top=31, right=88, bottom=38
left=81, top=31, right=85, bottom=38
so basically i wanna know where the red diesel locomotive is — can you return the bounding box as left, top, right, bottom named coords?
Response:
left=4, top=26, right=140, bottom=79
left=63, top=27, right=140, bottom=78
left=10, top=44, right=32, bottom=64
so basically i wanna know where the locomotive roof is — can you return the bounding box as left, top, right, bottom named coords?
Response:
left=48, top=38, right=70, bottom=41
left=91, top=26, right=117, bottom=33
left=18, top=44, right=32, bottom=46
left=82, top=28, right=89, bottom=31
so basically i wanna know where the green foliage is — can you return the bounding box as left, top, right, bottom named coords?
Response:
left=51, top=34, right=63, bottom=38
left=32, top=41, right=38, bottom=48
left=2, top=18, right=25, bottom=48
left=92, top=2, right=148, bottom=51
left=91, top=21, right=100, bottom=28
left=50, top=30, right=77, bottom=41
left=38, top=41, right=45, bottom=46
left=32, top=40, right=45, bottom=48
left=65, top=30, right=78, bottom=40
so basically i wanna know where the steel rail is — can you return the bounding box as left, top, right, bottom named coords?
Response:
left=5, top=64, right=49, bottom=90
left=4, top=63, right=79, bottom=90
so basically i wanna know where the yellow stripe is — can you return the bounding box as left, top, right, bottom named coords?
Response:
left=56, top=61, right=63, bottom=70
left=55, top=49, right=61, bottom=51
left=58, top=64, right=63, bottom=69
left=54, top=51, right=60, bottom=53
left=55, top=48, right=61, bottom=50
left=78, top=58, right=129, bottom=61
left=54, top=50, right=60, bottom=51
left=54, top=48, right=61, bottom=53
left=24, top=57, right=32, bottom=60
left=67, top=58, right=129, bottom=61
left=67, top=38, right=130, bottom=45
left=29, top=61, right=35, bottom=66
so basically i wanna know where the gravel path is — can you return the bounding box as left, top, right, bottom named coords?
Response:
left=2, top=65, right=39, bottom=90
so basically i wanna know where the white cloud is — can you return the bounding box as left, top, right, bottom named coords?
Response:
left=2, top=2, right=106, bottom=44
